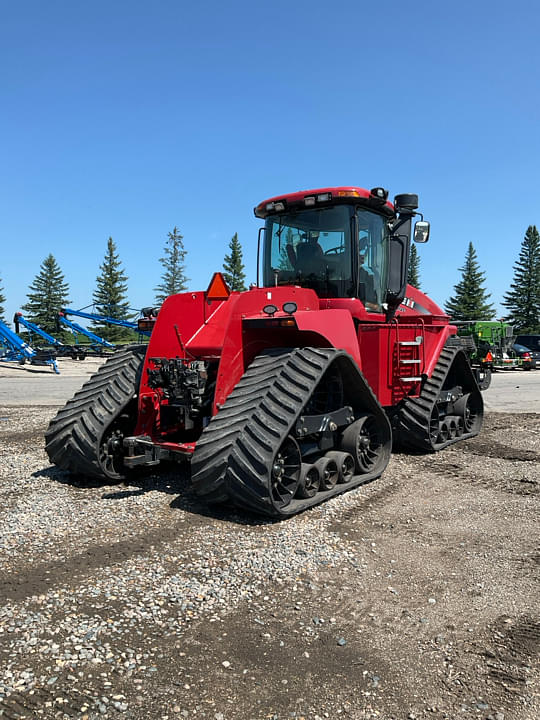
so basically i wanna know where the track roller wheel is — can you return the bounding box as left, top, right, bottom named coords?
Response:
left=428, top=406, right=441, bottom=446
left=438, top=419, right=451, bottom=443
left=454, top=391, right=483, bottom=433
left=296, top=463, right=321, bottom=499
left=314, top=456, right=339, bottom=491
left=340, top=414, right=391, bottom=475
left=325, top=451, right=354, bottom=484
left=270, top=436, right=301, bottom=510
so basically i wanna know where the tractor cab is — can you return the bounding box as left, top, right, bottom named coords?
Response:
left=256, top=186, right=428, bottom=316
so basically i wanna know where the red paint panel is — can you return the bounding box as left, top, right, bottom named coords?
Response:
left=293, top=310, right=360, bottom=363
left=358, top=321, right=453, bottom=406
left=212, top=286, right=322, bottom=410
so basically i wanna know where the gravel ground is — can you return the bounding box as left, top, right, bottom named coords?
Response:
left=0, top=363, right=538, bottom=720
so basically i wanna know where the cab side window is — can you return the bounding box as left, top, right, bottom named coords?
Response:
left=356, top=213, right=388, bottom=312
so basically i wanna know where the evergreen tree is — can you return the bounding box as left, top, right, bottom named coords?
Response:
left=407, top=244, right=421, bottom=289
left=92, top=237, right=131, bottom=342
left=502, top=225, right=540, bottom=333
left=0, top=274, right=5, bottom=322
left=222, top=232, right=247, bottom=291
left=444, top=242, right=496, bottom=320
left=155, top=227, right=189, bottom=304
left=22, top=254, right=70, bottom=335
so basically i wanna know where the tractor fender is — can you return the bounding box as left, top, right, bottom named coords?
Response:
left=292, top=309, right=360, bottom=363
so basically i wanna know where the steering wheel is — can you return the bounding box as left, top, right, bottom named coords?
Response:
left=324, top=246, right=343, bottom=255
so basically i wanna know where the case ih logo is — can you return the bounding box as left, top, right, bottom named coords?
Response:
left=398, top=297, right=430, bottom=315
left=397, top=297, right=416, bottom=312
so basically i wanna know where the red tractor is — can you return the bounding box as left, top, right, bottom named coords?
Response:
left=46, top=186, right=483, bottom=517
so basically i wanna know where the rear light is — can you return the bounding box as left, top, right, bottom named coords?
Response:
left=265, top=201, right=285, bottom=212
left=370, top=187, right=388, bottom=200
left=138, top=319, right=155, bottom=332
left=282, top=302, right=297, bottom=314
left=337, top=190, right=360, bottom=197
left=243, top=317, right=297, bottom=329
left=304, top=193, right=332, bottom=206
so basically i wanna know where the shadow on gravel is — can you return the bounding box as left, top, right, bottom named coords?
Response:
left=170, top=494, right=279, bottom=527
left=34, top=464, right=275, bottom=527
left=457, top=438, right=540, bottom=462
left=33, top=466, right=118, bottom=489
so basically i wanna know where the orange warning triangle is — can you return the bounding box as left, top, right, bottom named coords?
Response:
left=206, top=272, right=230, bottom=301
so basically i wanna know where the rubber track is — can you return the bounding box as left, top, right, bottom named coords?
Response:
left=192, top=347, right=390, bottom=517
left=396, top=344, right=483, bottom=452
left=191, top=349, right=303, bottom=506
left=45, top=345, right=147, bottom=480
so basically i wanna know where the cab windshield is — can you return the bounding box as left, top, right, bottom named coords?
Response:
left=263, top=205, right=389, bottom=311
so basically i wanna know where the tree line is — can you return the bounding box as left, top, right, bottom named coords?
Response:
left=1, top=225, right=539, bottom=338
left=409, top=225, right=540, bottom=332
left=0, top=229, right=247, bottom=343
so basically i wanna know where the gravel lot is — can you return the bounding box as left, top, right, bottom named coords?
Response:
left=0, top=359, right=538, bottom=720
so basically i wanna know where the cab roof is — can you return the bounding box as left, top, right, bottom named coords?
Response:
left=254, top=186, right=395, bottom=219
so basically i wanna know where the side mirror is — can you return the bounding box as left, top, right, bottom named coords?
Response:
left=414, top=220, right=430, bottom=243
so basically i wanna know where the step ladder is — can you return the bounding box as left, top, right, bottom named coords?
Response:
left=394, top=322, right=425, bottom=383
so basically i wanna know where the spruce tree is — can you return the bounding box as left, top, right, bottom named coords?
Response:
left=444, top=242, right=496, bottom=320
left=222, top=232, right=247, bottom=291
left=154, top=227, right=189, bottom=304
left=407, top=244, right=421, bottom=289
left=92, top=237, right=131, bottom=343
left=0, top=274, right=5, bottom=322
left=502, top=225, right=540, bottom=333
left=22, top=254, right=70, bottom=335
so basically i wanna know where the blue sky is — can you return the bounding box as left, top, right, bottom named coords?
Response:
left=1, top=0, right=538, bottom=325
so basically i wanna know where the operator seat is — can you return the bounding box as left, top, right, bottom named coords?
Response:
left=296, top=241, right=324, bottom=276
